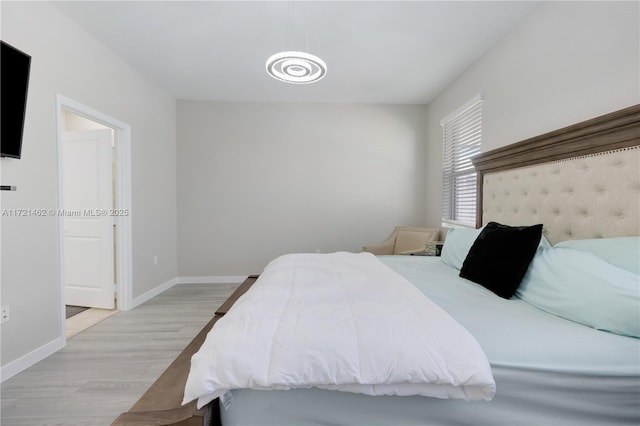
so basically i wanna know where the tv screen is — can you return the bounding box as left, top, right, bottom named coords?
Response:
left=1, top=40, right=31, bottom=159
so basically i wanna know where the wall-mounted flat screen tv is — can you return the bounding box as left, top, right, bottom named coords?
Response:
left=1, top=40, right=31, bottom=159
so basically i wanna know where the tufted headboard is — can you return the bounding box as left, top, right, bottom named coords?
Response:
left=472, top=105, right=640, bottom=245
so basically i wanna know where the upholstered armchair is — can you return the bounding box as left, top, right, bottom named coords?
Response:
left=362, top=226, right=441, bottom=255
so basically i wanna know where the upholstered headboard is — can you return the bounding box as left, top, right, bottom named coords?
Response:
left=472, top=105, right=640, bottom=244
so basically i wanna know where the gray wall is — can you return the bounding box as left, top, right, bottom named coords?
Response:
left=424, top=1, right=640, bottom=226
left=1, top=2, right=177, bottom=368
left=177, top=101, right=430, bottom=276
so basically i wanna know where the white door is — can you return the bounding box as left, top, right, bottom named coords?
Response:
left=63, top=129, right=115, bottom=309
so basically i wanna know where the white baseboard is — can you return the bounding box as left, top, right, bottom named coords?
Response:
left=1, top=337, right=65, bottom=383
left=130, top=277, right=177, bottom=309
left=176, top=275, right=248, bottom=285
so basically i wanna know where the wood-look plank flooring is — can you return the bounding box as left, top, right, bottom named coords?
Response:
left=1, top=283, right=239, bottom=426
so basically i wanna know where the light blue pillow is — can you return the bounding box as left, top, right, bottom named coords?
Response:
left=440, top=227, right=482, bottom=270
left=554, top=237, right=640, bottom=275
left=441, top=226, right=551, bottom=271
left=517, top=247, right=640, bottom=338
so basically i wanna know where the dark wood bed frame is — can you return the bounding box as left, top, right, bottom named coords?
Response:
left=113, top=104, right=640, bottom=426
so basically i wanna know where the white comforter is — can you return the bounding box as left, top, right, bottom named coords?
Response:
left=183, top=252, right=495, bottom=409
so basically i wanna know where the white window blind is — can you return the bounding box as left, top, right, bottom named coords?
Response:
left=441, top=96, right=482, bottom=227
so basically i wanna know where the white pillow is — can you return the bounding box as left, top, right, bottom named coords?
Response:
left=440, top=227, right=482, bottom=270
left=517, top=247, right=640, bottom=338
left=441, top=226, right=551, bottom=271
left=554, top=237, right=640, bottom=275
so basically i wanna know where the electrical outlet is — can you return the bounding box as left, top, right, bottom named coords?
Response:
left=153, top=255, right=158, bottom=265
left=1, top=306, right=9, bottom=324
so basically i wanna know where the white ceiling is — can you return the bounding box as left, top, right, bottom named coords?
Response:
left=52, top=1, right=538, bottom=104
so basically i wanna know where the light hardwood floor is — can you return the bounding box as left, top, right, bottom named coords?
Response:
left=1, top=283, right=239, bottom=426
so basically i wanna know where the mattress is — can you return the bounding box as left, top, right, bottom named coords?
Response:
left=219, top=256, right=640, bottom=425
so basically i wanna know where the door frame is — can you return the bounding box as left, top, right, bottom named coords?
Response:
left=55, top=95, right=133, bottom=343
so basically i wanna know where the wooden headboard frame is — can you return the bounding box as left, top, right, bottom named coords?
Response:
left=472, top=104, right=640, bottom=230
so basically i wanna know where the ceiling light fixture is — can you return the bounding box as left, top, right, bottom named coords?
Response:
left=266, top=50, right=327, bottom=84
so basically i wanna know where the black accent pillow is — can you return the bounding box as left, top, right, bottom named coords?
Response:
left=459, top=222, right=543, bottom=299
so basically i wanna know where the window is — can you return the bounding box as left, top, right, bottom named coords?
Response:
left=441, top=96, right=482, bottom=227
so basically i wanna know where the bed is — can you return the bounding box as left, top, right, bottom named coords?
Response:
left=114, top=104, right=640, bottom=425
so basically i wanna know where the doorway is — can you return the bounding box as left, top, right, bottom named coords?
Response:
left=56, top=95, right=132, bottom=342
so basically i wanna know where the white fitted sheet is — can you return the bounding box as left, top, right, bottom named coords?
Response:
left=221, top=369, right=639, bottom=426
left=219, top=256, right=640, bottom=425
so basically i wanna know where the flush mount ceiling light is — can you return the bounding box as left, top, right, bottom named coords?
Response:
left=266, top=51, right=327, bottom=84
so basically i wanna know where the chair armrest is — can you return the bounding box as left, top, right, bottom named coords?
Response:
left=362, top=241, right=395, bottom=255
left=398, top=247, right=428, bottom=255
